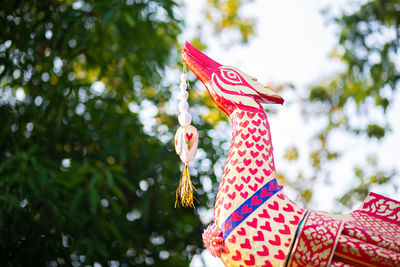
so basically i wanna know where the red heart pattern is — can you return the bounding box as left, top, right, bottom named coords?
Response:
left=240, top=238, right=251, bottom=249
left=257, top=245, right=269, bottom=256
left=220, top=192, right=305, bottom=266
left=260, top=221, right=271, bottom=231
left=253, top=231, right=264, bottom=241
left=239, top=191, right=248, bottom=199
left=241, top=204, right=252, bottom=215
left=185, top=132, right=193, bottom=141
left=212, top=110, right=305, bottom=266
left=232, top=250, right=241, bottom=261
left=244, top=254, right=255, bottom=265
left=246, top=218, right=258, bottom=229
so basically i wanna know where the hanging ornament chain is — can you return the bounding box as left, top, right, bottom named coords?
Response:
left=174, top=66, right=199, bottom=208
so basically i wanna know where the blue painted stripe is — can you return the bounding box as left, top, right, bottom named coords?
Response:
left=220, top=178, right=281, bottom=239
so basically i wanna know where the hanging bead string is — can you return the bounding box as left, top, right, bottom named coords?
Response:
left=178, top=68, right=192, bottom=127
left=174, top=66, right=199, bottom=208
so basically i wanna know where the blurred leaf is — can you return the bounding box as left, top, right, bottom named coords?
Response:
left=300, top=189, right=313, bottom=204
left=366, top=124, right=385, bottom=139
left=284, top=146, right=298, bottom=162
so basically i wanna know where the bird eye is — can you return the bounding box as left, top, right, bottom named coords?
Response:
left=220, top=69, right=242, bottom=84
left=227, top=71, right=237, bottom=79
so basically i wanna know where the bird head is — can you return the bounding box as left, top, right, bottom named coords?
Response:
left=182, top=41, right=284, bottom=116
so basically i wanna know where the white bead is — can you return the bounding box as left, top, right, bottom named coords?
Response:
left=178, top=112, right=192, bottom=126
left=178, top=90, right=188, bottom=100
left=178, top=100, right=189, bottom=113
left=179, top=82, right=187, bottom=91
left=180, top=73, right=187, bottom=82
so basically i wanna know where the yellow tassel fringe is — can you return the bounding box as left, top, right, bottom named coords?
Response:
left=175, top=165, right=196, bottom=208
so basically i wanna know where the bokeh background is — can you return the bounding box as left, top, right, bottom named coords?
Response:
left=1, top=0, right=399, bottom=266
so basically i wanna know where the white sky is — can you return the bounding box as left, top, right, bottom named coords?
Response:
left=183, top=1, right=400, bottom=266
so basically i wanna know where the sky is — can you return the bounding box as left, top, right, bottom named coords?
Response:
left=183, top=1, right=400, bottom=266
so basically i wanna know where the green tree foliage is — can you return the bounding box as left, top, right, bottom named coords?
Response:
left=290, top=0, right=399, bottom=208
left=0, top=0, right=255, bottom=265
left=204, top=0, right=255, bottom=43
left=0, top=0, right=187, bottom=266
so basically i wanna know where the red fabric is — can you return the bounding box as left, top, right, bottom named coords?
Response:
left=288, top=211, right=343, bottom=267
left=357, top=192, right=400, bottom=226
left=334, top=235, right=400, bottom=266
left=332, top=192, right=400, bottom=266
left=342, top=211, right=400, bottom=253
left=329, top=259, right=357, bottom=267
left=289, top=193, right=400, bottom=266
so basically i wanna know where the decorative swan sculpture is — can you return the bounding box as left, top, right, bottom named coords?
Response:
left=182, top=42, right=400, bottom=267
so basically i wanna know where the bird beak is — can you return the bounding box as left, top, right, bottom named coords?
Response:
left=255, top=85, right=284, bottom=105
left=182, top=41, right=221, bottom=86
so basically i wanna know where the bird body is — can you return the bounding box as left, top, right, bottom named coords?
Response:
left=182, top=41, right=400, bottom=267
left=214, top=109, right=305, bottom=266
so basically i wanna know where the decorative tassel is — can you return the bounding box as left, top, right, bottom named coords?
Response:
left=174, top=70, right=199, bottom=208
left=175, top=164, right=196, bottom=208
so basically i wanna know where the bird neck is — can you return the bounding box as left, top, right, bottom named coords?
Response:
left=228, top=109, right=276, bottom=177
left=214, top=109, right=277, bottom=225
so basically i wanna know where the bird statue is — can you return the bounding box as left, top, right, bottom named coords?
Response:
left=182, top=41, right=400, bottom=267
